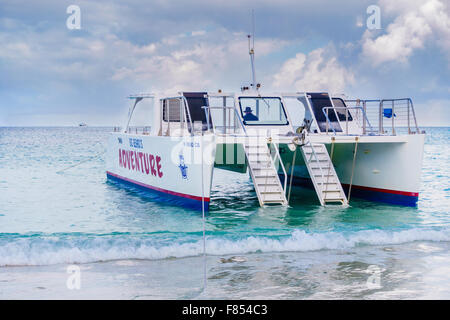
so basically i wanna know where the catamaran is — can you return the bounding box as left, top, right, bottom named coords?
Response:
left=106, top=37, right=425, bottom=211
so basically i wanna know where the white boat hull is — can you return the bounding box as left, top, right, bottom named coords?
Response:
left=279, top=134, right=426, bottom=206
left=106, top=133, right=216, bottom=211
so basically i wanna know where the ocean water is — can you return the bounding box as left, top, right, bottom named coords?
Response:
left=0, top=127, right=449, bottom=299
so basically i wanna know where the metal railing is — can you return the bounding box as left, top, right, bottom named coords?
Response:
left=123, top=126, right=151, bottom=135
left=344, top=98, right=420, bottom=135
left=303, top=141, right=326, bottom=185
left=124, top=94, right=154, bottom=134
left=322, top=106, right=374, bottom=135
left=380, top=98, right=419, bottom=135
left=202, top=93, right=247, bottom=136
left=204, top=94, right=288, bottom=195
left=268, top=139, right=288, bottom=195
left=202, top=105, right=247, bottom=135
left=160, top=96, right=194, bottom=136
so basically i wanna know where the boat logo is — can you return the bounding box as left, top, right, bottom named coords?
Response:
left=178, top=154, right=188, bottom=180
left=129, top=138, right=143, bottom=149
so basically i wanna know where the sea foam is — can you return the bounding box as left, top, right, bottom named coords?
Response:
left=0, top=228, right=449, bottom=266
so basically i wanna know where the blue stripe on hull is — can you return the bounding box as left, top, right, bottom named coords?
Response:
left=106, top=173, right=209, bottom=212
left=284, top=176, right=418, bottom=207
left=345, top=187, right=418, bottom=207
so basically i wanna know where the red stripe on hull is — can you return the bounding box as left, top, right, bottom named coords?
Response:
left=106, top=171, right=210, bottom=202
left=342, top=183, right=419, bottom=197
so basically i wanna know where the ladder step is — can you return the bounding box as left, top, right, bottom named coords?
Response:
left=254, top=175, right=277, bottom=178
left=256, top=185, right=283, bottom=193
left=249, top=160, right=271, bottom=165
left=248, top=156, right=270, bottom=161
left=321, top=190, right=341, bottom=194
left=324, top=196, right=343, bottom=201
left=256, top=183, right=280, bottom=187
left=247, top=151, right=270, bottom=155
left=245, top=142, right=288, bottom=207
left=263, top=200, right=286, bottom=204
left=315, top=178, right=338, bottom=184
left=262, top=198, right=285, bottom=203
left=262, top=193, right=285, bottom=201
left=308, top=162, right=330, bottom=166
left=252, top=167, right=274, bottom=171
left=318, top=185, right=339, bottom=189
left=304, top=154, right=328, bottom=159
left=301, top=143, right=348, bottom=206
left=315, top=176, right=337, bottom=180
left=323, top=193, right=343, bottom=197
left=248, top=156, right=270, bottom=160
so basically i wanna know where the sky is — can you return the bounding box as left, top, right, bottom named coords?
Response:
left=0, top=0, right=449, bottom=126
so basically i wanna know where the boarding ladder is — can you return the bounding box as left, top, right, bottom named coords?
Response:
left=300, top=143, right=348, bottom=206
left=244, top=140, right=288, bottom=207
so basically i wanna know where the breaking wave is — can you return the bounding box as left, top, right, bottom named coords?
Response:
left=0, top=227, right=449, bottom=266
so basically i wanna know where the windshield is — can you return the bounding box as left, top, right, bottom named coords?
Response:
left=239, top=97, right=288, bottom=125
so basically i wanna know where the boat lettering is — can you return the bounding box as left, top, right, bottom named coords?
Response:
left=184, top=141, right=200, bottom=148
left=118, top=148, right=163, bottom=178
left=129, top=138, right=143, bottom=149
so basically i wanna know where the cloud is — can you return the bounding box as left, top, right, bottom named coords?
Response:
left=362, top=0, right=450, bottom=66
left=191, top=30, right=206, bottom=36
left=110, top=33, right=289, bottom=92
left=0, top=0, right=448, bottom=126
left=0, top=16, right=286, bottom=90
left=272, top=46, right=354, bottom=94
left=0, top=15, right=290, bottom=124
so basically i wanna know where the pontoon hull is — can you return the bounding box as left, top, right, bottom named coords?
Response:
left=213, top=134, right=425, bottom=207
left=106, top=133, right=216, bottom=211
left=279, top=134, right=425, bottom=206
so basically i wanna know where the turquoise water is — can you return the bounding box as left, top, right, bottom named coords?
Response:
left=0, top=127, right=449, bottom=299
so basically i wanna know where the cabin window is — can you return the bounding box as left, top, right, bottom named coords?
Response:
left=183, top=92, right=213, bottom=131
left=162, top=93, right=213, bottom=132
left=332, top=98, right=353, bottom=121
left=239, top=97, right=289, bottom=125
left=308, top=93, right=342, bottom=133
left=184, top=95, right=209, bottom=124
left=284, top=98, right=306, bottom=130
left=162, top=99, right=183, bottom=122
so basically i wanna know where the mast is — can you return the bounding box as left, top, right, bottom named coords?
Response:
left=248, top=9, right=257, bottom=90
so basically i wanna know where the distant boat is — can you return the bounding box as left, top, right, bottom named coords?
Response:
left=79, top=123, right=87, bottom=127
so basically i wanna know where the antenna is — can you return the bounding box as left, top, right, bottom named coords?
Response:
left=248, top=9, right=257, bottom=90
left=251, top=9, right=255, bottom=49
